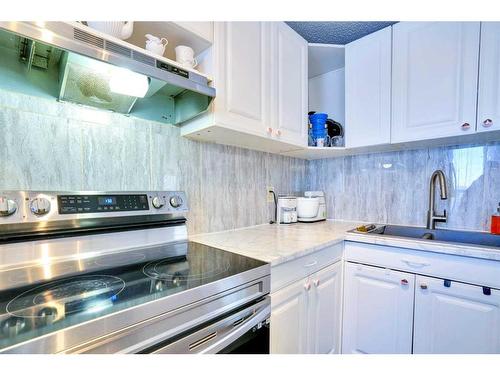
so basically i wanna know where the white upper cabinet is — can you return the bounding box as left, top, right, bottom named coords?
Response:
left=271, top=22, right=308, bottom=147
left=391, top=22, right=481, bottom=142
left=342, top=263, right=415, bottom=354
left=345, top=26, right=392, bottom=148
left=477, top=22, right=500, bottom=133
left=413, top=275, right=500, bottom=354
left=213, top=22, right=271, bottom=135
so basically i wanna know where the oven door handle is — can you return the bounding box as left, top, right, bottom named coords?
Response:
left=151, top=298, right=270, bottom=354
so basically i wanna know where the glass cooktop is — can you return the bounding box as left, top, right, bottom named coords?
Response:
left=0, top=242, right=266, bottom=351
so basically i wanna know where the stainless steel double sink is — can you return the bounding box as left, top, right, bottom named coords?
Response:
left=349, top=225, right=500, bottom=248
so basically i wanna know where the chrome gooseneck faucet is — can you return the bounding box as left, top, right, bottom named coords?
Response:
left=426, top=170, right=448, bottom=229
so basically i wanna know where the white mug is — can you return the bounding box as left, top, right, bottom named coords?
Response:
left=175, top=45, right=198, bottom=69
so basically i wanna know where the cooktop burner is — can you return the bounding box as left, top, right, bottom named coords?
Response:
left=6, top=275, right=126, bottom=318
left=0, top=242, right=266, bottom=351
left=143, top=256, right=230, bottom=282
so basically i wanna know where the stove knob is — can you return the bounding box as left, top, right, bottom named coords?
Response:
left=169, top=195, right=183, bottom=208
left=0, top=196, right=17, bottom=217
left=1, top=317, right=26, bottom=337
left=30, top=197, right=51, bottom=216
left=152, top=196, right=165, bottom=209
left=38, top=307, right=58, bottom=326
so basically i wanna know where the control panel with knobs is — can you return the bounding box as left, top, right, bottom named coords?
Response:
left=29, top=197, right=51, bottom=216
left=169, top=195, right=183, bottom=208
left=0, top=196, right=17, bottom=217
left=151, top=196, right=165, bottom=209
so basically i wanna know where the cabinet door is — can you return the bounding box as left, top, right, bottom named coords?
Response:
left=271, top=22, right=308, bottom=146
left=270, top=276, right=310, bottom=354
left=309, top=261, right=342, bottom=354
left=342, top=263, right=415, bottom=354
left=214, top=22, right=271, bottom=135
left=392, top=22, right=480, bottom=142
left=413, top=275, right=500, bottom=354
left=477, top=22, right=500, bottom=133
left=345, top=26, right=392, bottom=148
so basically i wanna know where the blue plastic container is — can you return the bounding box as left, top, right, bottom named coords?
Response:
left=309, top=113, right=328, bottom=138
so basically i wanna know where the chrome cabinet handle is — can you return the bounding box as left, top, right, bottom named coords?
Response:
left=304, top=281, right=311, bottom=291
left=304, top=260, right=317, bottom=268
left=402, top=259, right=430, bottom=268
left=461, top=123, right=471, bottom=131
left=483, top=119, right=493, bottom=128
left=275, top=129, right=282, bottom=136
left=267, top=127, right=273, bottom=134
left=313, top=279, right=320, bottom=287
left=401, top=279, right=409, bottom=286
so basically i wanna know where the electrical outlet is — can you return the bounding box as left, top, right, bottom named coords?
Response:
left=266, top=186, right=275, bottom=203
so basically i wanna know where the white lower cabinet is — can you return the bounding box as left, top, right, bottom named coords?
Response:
left=309, top=262, right=343, bottom=354
left=270, top=275, right=310, bottom=354
left=271, top=261, right=342, bottom=354
left=413, top=275, right=500, bottom=354
left=342, top=262, right=415, bottom=354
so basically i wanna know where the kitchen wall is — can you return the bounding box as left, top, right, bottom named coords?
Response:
left=0, top=89, right=308, bottom=234
left=1, top=88, right=499, bottom=234
left=307, top=142, right=500, bottom=231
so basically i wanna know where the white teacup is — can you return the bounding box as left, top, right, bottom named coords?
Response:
left=175, top=45, right=197, bottom=69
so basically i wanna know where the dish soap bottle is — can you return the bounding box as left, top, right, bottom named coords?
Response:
left=492, top=202, right=500, bottom=235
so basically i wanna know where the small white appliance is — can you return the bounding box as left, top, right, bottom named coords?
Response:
left=277, top=196, right=298, bottom=224
left=297, top=191, right=327, bottom=222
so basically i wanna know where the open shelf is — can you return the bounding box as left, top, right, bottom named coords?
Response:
left=127, top=22, right=212, bottom=63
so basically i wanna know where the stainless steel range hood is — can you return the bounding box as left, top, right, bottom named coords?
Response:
left=0, top=22, right=215, bottom=124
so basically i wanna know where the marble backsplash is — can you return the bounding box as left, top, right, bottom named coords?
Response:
left=307, top=142, right=500, bottom=231
left=1, top=88, right=499, bottom=234
left=0, top=89, right=307, bottom=234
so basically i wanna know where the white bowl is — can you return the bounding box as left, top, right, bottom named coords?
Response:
left=297, top=197, right=320, bottom=218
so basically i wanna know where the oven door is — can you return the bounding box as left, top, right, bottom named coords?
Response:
left=148, top=297, right=270, bottom=354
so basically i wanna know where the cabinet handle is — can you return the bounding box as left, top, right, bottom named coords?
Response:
left=402, top=259, right=430, bottom=268
left=483, top=119, right=493, bottom=128
left=304, top=260, right=317, bottom=268
left=313, top=279, right=320, bottom=287
left=275, top=129, right=282, bottom=136
left=304, top=281, right=311, bottom=291
left=401, top=279, right=409, bottom=286
left=267, top=127, right=273, bottom=134
left=461, top=123, right=471, bottom=131
left=420, top=284, right=428, bottom=290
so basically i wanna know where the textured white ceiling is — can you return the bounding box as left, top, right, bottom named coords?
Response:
left=286, top=22, right=398, bottom=45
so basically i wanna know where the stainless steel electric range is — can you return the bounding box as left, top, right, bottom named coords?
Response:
left=0, top=191, right=270, bottom=354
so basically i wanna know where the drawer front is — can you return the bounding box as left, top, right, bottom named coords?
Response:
left=345, top=241, right=500, bottom=289
left=271, top=242, right=343, bottom=293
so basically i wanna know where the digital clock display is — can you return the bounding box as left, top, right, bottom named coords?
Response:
left=98, top=197, right=116, bottom=206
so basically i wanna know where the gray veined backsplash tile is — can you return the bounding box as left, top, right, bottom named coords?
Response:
left=0, top=107, right=83, bottom=191
left=80, top=116, right=152, bottom=191
left=307, top=141, right=500, bottom=232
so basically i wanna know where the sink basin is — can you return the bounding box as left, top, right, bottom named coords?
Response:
left=350, top=225, right=500, bottom=248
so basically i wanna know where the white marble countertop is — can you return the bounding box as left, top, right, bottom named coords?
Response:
left=190, top=220, right=500, bottom=265
left=190, top=220, right=359, bottom=266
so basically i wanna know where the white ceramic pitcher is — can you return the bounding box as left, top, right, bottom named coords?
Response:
left=145, top=34, right=169, bottom=56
